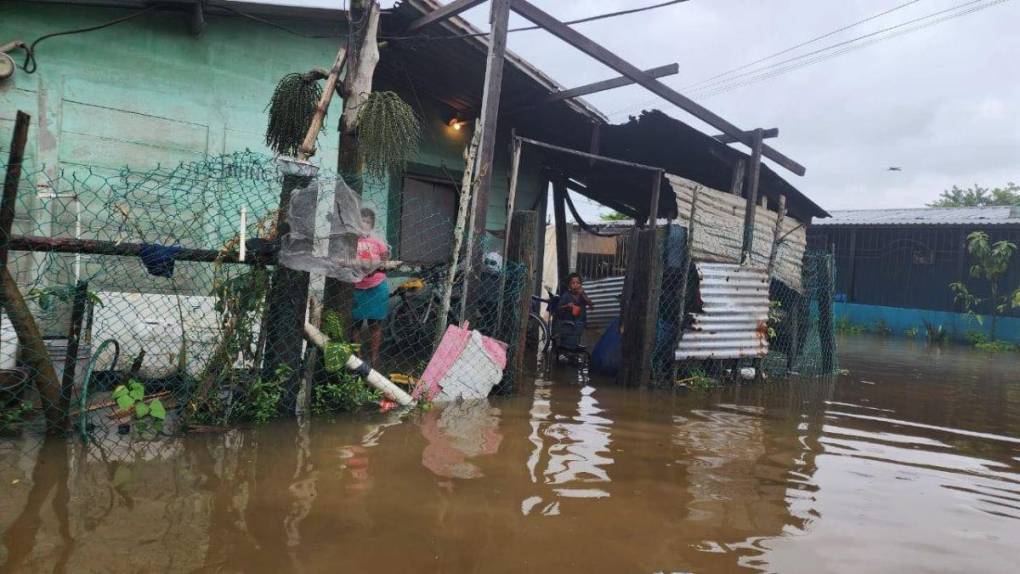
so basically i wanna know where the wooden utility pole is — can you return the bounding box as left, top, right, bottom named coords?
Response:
left=468, top=0, right=511, bottom=270
left=617, top=227, right=662, bottom=387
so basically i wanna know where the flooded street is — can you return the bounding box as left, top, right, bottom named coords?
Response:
left=2, top=336, right=1018, bottom=573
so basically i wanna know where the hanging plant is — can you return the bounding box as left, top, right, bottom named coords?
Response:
left=265, top=72, right=324, bottom=156
left=356, top=91, right=422, bottom=179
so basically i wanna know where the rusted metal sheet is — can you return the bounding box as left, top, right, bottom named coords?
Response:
left=585, top=275, right=624, bottom=329
left=675, top=263, right=770, bottom=361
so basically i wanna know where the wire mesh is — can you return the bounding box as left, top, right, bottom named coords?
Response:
left=0, top=152, right=531, bottom=448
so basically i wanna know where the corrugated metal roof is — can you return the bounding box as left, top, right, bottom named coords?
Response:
left=812, top=206, right=1020, bottom=227
left=675, top=263, right=770, bottom=361
left=584, top=275, right=624, bottom=329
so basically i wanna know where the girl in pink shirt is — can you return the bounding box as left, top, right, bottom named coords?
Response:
left=351, top=208, right=389, bottom=366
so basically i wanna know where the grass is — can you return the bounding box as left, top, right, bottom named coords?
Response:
left=676, top=367, right=715, bottom=391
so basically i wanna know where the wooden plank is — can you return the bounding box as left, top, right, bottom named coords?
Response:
left=538, top=64, right=679, bottom=105
left=713, top=127, right=778, bottom=145
left=740, top=128, right=764, bottom=262
left=767, top=195, right=787, bottom=277
left=406, top=0, right=488, bottom=32
left=510, top=0, right=807, bottom=177
left=471, top=0, right=512, bottom=270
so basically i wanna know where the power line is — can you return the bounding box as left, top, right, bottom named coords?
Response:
left=687, top=0, right=990, bottom=95
left=606, top=0, right=1011, bottom=118
left=683, top=0, right=925, bottom=91
left=692, top=0, right=1013, bottom=100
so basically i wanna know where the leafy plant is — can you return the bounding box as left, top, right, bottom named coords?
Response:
left=26, top=284, right=104, bottom=312
left=964, top=331, right=1017, bottom=353
left=950, top=231, right=1017, bottom=338
left=112, top=380, right=167, bottom=433
left=677, top=367, right=714, bottom=391
left=1, top=401, right=33, bottom=433
left=766, top=300, right=783, bottom=342
left=904, top=326, right=919, bottom=338
left=240, top=365, right=290, bottom=424
left=265, top=71, right=324, bottom=156
left=922, top=320, right=948, bottom=344
left=311, top=311, right=381, bottom=414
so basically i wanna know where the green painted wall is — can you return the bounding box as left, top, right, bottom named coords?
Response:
left=0, top=1, right=542, bottom=263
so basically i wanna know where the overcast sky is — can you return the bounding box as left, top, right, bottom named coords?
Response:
left=260, top=0, right=1019, bottom=214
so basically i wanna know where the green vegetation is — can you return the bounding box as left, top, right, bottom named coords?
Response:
left=904, top=326, right=919, bottom=338
left=265, top=72, right=323, bottom=156
left=1, top=401, right=33, bottom=433
left=311, top=311, right=382, bottom=415
left=928, top=182, right=1020, bottom=207
left=923, top=321, right=948, bottom=344
left=965, top=331, right=1018, bottom=353
left=950, top=231, right=1018, bottom=339
left=835, top=316, right=866, bottom=334
left=113, top=380, right=167, bottom=433
left=677, top=367, right=715, bottom=391
left=872, top=319, right=893, bottom=335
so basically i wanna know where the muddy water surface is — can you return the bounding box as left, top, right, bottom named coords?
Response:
left=2, top=336, right=1019, bottom=573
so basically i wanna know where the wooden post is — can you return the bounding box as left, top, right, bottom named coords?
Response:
left=501, top=210, right=537, bottom=394
left=469, top=0, right=511, bottom=272
left=59, top=280, right=88, bottom=425
left=648, top=171, right=662, bottom=229
left=0, top=111, right=30, bottom=266
left=495, top=135, right=523, bottom=331
left=552, top=177, right=570, bottom=289
left=740, top=128, right=764, bottom=263
left=818, top=249, right=836, bottom=373
left=767, top=195, right=787, bottom=277
left=261, top=174, right=312, bottom=412
left=533, top=174, right=549, bottom=296
left=436, top=128, right=480, bottom=348
left=298, top=48, right=348, bottom=160
left=728, top=158, right=746, bottom=197
left=617, top=227, right=662, bottom=387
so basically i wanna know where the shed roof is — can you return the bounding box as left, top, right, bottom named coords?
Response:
left=812, top=206, right=1020, bottom=227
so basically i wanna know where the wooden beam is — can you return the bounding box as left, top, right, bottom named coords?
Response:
left=470, top=0, right=511, bottom=270
left=740, top=128, right=764, bottom=262
left=713, top=127, right=778, bottom=145
left=616, top=227, right=662, bottom=387
left=406, top=0, right=488, bottom=32
left=539, top=63, right=679, bottom=105
left=648, top=171, right=663, bottom=228
left=502, top=210, right=538, bottom=393
left=510, top=0, right=806, bottom=176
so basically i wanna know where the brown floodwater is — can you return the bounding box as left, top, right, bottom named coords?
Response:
left=1, top=335, right=1019, bottom=573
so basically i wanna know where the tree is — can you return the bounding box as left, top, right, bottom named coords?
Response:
left=950, top=231, right=1017, bottom=339
left=928, top=182, right=1020, bottom=207
left=599, top=211, right=629, bottom=221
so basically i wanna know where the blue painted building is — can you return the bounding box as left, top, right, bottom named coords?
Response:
left=808, top=207, right=1020, bottom=343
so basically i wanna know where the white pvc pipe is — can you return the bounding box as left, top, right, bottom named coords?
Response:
left=239, top=206, right=247, bottom=262
left=304, top=322, right=414, bottom=406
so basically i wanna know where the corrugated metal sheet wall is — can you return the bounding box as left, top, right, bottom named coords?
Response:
left=585, top=275, right=625, bottom=329
left=675, top=263, right=770, bottom=361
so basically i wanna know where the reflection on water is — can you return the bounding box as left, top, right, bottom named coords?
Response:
left=1, top=334, right=1018, bottom=572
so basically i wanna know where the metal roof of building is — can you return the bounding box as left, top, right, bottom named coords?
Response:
left=812, top=206, right=1020, bottom=227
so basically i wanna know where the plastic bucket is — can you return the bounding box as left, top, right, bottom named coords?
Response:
left=42, top=338, right=92, bottom=393
left=0, top=315, right=17, bottom=370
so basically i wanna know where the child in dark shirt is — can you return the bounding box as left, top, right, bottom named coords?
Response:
left=556, top=273, right=594, bottom=322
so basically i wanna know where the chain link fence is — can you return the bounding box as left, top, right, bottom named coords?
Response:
left=0, top=152, right=530, bottom=447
